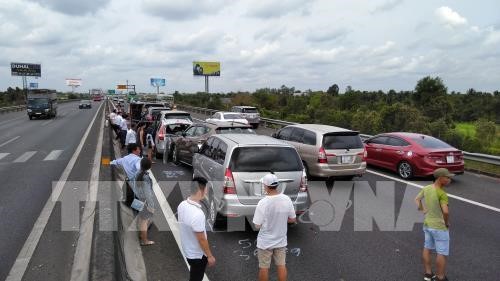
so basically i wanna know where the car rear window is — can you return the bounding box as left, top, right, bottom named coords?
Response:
left=411, top=136, right=452, bottom=149
left=223, top=113, right=243, bottom=119
left=164, top=114, right=193, bottom=121
left=216, top=127, right=255, bottom=134
left=242, top=108, right=258, bottom=113
left=230, top=147, right=302, bottom=172
left=322, top=132, right=363, bottom=149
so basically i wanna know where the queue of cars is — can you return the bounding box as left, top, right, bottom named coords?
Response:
left=117, top=100, right=464, bottom=228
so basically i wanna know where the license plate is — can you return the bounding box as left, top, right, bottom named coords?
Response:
left=446, top=156, right=454, bottom=163
left=36, top=113, right=41, bottom=115
left=341, top=156, right=352, bottom=164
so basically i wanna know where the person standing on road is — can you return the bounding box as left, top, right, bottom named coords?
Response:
left=136, top=122, right=146, bottom=156
left=132, top=158, right=155, bottom=246
left=109, top=109, right=120, bottom=136
left=110, top=143, right=142, bottom=207
left=415, top=168, right=453, bottom=281
left=125, top=123, right=137, bottom=146
left=145, top=123, right=156, bottom=163
left=178, top=177, right=216, bottom=281
left=253, top=173, right=296, bottom=281
left=118, top=112, right=128, bottom=149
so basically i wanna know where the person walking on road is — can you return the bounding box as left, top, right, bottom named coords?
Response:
left=145, top=123, right=156, bottom=163
left=178, top=177, right=216, bottom=281
left=110, top=143, right=142, bottom=207
left=415, top=168, right=453, bottom=281
left=132, top=158, right=155, bottom=246
left=253, top=173, right=296, bottom=281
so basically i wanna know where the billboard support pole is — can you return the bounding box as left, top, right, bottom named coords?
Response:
left=22, top=76, right=28, bottom=103
left=205, top=75, right=209, bottom=94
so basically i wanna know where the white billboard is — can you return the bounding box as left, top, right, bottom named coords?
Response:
left=65, top=78, right=82, bottom=86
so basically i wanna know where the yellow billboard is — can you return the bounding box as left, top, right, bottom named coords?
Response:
left=193, top=61, right=220, bottom=76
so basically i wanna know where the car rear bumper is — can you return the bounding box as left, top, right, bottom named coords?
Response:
left=219, top=192, right=309, bottom=217
left=416, top=162, right=465, bottom=176
left=309, top=162, right=367, bottom=177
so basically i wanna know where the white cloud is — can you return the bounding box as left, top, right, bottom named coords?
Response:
left=435, top=6, right=467, bottom=28
left=246, top=0, right=314, bottom=19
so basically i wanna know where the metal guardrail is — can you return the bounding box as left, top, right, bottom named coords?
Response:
left=177, top=104, right=500, bottom=166
left=0, top=99, right=81, bottom=114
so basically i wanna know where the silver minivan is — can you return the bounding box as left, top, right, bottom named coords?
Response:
left=192, top=134, right=309, bottom=226
left=231, top=106, right=260, bottom=129
left=273, top=124, right=366, bottom=178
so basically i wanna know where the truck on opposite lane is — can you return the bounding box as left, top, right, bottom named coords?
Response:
left=27, top=89, right=58, bottom=120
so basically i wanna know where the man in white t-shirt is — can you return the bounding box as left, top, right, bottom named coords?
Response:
left=253, top=173, right=296, bottom=281
left=178, top=177, right=216, bottom=281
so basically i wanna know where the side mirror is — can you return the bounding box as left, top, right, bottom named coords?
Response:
left=271, top=132, right=277, bottom=138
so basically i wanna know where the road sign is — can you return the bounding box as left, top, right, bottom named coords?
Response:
left=29, top=82, right=38, bottom=89
left=108, top=89, right=115, bottom=94
left=65, top=78, right=82, bottom=86
left=117, top=85, right=127, bottom=90
left=11, top=62, right=41, bottom=77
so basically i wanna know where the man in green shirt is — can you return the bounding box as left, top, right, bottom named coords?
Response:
left=415, top=168, right=454, bottom=281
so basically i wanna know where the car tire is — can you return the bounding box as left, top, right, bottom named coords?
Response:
left=252, top=123, right=259, bottom=129
left=398, top=161, right=413, bottom=179
left=172, top=145, right=179, bottom=165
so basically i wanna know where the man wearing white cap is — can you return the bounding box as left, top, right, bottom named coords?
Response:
left=253, top=173, right=296, bottom=281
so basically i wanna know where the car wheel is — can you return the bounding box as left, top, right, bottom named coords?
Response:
left=398, top=161, right=413, bottom=179
left=172, top=145, right=179, bottom=164
left=253, top=123, right=259, bottom=129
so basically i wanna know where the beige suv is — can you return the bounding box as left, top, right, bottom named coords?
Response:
left=272, top=124, right=367, bottom=178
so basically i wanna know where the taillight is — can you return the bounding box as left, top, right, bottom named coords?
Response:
left=158, top=126, right=165, bottom=141
left=358, top=149, right=367, bottom=161
left=318, top=147, right=328, bottom=163
left=223, top=168, right=236, bottom=194
left=300, top=170, right=308, bottom=192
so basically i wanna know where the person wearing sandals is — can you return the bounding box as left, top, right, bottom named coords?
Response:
left=133, top=158, right=155, bottom=246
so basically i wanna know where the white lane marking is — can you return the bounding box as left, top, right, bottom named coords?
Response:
left=0, top=136, right=20, bottom=148
left=43, top=150, right=63, bottom=161
left=0, top=153, right=10, bottom=160
left=149, top=170, right=210, bottom=281
left=70, top=110, right=104, bottom=281
left=6, top=102, right=104, bottom=281
left=366, top=169, right=500, bottom=213
left=13, top=151, right=37, bottom=163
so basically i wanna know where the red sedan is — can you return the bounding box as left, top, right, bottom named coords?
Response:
left=364, top=132, right=464, bottom=179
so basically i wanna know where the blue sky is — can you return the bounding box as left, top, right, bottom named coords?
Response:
left=0, top=0, right=499, bottom=93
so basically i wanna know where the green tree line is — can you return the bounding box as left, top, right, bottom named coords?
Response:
left=174, top=77, right=500, bottom=155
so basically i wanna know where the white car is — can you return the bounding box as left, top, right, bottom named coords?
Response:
left=206, top=111, right=249, bottom=125
left=154, top=111, right=193, bottom=158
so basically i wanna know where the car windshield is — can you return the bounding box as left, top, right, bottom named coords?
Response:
left=28, top=98, right=49, bottom=107
left=323, top=133, right=363, bottom=150
left=230, top=147, right=302, bottom=172
left=223, top=113, right=243, bottom=119
left=242, top=108, right=258, bottom=113
left=164, top=114, right=192, bottom=121
left=216, top=127, right=255, bottom=134
left=411, top=136, right=453, bottom=149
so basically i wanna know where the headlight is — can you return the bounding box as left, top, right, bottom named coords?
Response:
left=407, top=151, right=413, bottom=157
left=27, top=109, right=32, bottom=112
left=45, top=109, right=50, bottom=112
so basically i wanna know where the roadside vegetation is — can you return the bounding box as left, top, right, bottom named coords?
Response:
left=174, top=76, right=500, bottom=156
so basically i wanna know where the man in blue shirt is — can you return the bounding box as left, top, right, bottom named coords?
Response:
left=111, top=143, right=142, bottom=206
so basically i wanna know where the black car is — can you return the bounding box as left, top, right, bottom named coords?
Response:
left=79, top=100, right=92, bottom=109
